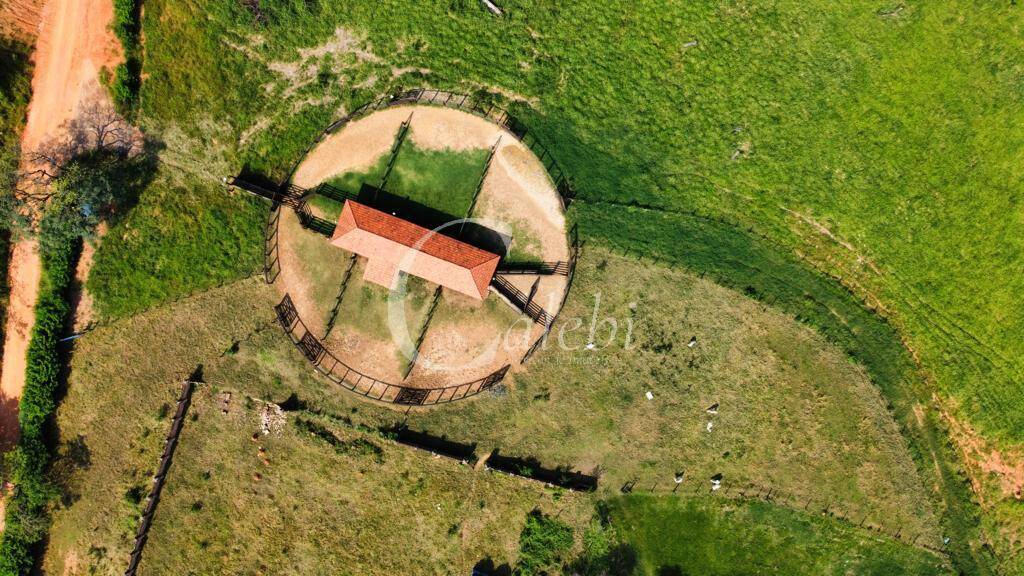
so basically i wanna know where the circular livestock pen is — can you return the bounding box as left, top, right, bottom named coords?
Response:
left=249, top=89, right=579, bottom=406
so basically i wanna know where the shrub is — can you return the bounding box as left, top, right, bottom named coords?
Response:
left=0, top=239, right=78, bottom=575
left=109, top=0, right=142, bottom=115
left=514, top=509, right=574, bottom=576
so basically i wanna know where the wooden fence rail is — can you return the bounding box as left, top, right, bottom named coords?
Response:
left=124, top=379, right=197, bottom=576
left=490, top=275, right=554, bottom=326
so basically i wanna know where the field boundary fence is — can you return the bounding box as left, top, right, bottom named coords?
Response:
left=309, top=413, right=597, bottom=492
left=275, top=294, right=510, bottom=405
left=623, top=474, right=950, bottom=559
left=124, top=378, right=197, bottom=576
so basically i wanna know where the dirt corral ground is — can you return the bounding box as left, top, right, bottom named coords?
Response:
left=280, top=105, right=571, bottom=392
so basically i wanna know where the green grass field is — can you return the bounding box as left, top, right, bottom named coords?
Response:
left=606, top=494, right=949, bottom=576
left=325, top=139, right=488, bottom=219
left=58, top=0, right=1023, bottom=573
left=86, top=170, right=265, bottom=319
left=129, top=0, right=1024, bottom=443
left=134, top=390, right=591, bottom=575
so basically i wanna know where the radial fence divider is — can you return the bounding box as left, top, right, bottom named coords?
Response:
left=274, top=293, right=509, bottom=405
left=263, top=205, right=281, bottom=283
left=520, top=225, right=580, bottom=364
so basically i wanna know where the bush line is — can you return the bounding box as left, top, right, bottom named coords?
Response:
left=110, top=0, right=143, bottom=115
left=0, top=239, right=79, bottom=575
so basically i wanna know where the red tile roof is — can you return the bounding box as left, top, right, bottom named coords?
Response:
left=331, top=200, right=500, bottom=299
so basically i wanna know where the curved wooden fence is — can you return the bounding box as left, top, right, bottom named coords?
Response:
left=274, top=294, right=510, bottom=405
left=251, top=87, right=585, bottom=402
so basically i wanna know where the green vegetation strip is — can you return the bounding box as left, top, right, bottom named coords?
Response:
left=606, top=494, right=949, bottom=576
left=0, top=239, right=78, bottom=575
left=110, top=0, right=143, bottom=115
left=0, top=37, right=33, bottom=343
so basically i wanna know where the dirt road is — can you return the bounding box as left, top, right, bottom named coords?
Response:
left=0, top=0, right=120, bottom=450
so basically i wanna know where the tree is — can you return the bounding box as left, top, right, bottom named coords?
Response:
left=0, top=101, right=140, bottom=243
left=36, top=154, right=118, bottom=251
left=515, top=510, right=575, bottom=575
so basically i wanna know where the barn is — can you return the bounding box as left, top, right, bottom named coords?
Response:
left=330, top=200, right=501, bottom=300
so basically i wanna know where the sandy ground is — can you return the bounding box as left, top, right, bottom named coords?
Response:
left=69, top=223, right=106, bottom=332
left=293, top=107, right=570, bottom=250
left=283, top=105, right=572, bottom=389
left=0, top=240, right=40, bottom=451
left=0, top=0, right=120, bottom=449
left=0, top=0, right=42, bottom=43
left=291, top=108, right=407, bottom=189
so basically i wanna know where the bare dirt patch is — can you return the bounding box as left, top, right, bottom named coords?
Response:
left=942, top=401, right=1024, bottom=502
left=291, top=107, right=407, bottom=188
left=20, top=0, right=122, bottom=154
left=0, top=239, right=40, bottom=449
left=409, top=289, right=537, bottom=387
left=0, top=0, right=43, bottom=43
left=69, top=222, right=106, bottom=332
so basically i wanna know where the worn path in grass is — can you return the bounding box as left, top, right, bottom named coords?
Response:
left=0, top=0, right=121, bottom=450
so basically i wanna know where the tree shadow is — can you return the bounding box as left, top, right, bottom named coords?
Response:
left=0, top=388, right=21, bottom=453
left=472, top=557, right=511, bottom=576
left=19, top=98, right=164, bottom=231
left=49, top=434, right=92, bottom=507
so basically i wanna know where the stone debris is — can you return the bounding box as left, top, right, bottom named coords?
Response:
left=259, top=402, right=286, bottom=436
left=480, top=0, right=503, bottom=16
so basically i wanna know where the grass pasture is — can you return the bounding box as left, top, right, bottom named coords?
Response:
left=325, top=139, right=489, bottom=220
left=86, top=175, right=265, bottom=319
left=607, top=494, right=949, bottom=576
left=134, top=390, right=591, bottom=575
left=43, top=278, right=279, bottom=575
left=42, top=269, right=946, bottom=575
left=59, top=0, right=1023, bottom=571
left=204, top=248, right=942, bottom=541
left=131, top=0, right=1024, bottom=444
